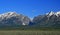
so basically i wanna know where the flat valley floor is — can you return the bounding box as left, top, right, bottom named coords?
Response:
left=0, top=30, right=60, bottom=35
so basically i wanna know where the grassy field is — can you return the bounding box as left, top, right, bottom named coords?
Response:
left=0, top=30, right=60, bottom=35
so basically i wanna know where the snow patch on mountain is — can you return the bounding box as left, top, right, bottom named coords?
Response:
left=55, top=11, right=60, bottom=17
left=46, top=11, right=60, bottom=17
left=48, top=11, right=55, bottom=16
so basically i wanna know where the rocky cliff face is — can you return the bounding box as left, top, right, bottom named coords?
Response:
left=0, top=12, right=31, bottom=26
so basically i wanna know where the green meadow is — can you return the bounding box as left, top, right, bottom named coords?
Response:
left=0, top=30, right=60, bottom=35
left=0, top=26, right=60, bottom=35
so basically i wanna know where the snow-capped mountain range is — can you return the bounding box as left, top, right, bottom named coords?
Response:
left=33, top=11, right=60, bottom=27
left=0, top=12, right=31, bottom=26
left=0, top=11, right=60, bottom=28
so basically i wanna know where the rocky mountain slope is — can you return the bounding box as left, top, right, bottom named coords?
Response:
left=0, top=12, right=31, bottom=26
left=33, top=11, right=60, bottom=27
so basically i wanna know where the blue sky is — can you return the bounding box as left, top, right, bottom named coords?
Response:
left=0, top=0, right=60, bottom=18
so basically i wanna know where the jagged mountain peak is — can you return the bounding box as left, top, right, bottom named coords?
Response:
left=46, top=11, right=55, bottom=17
left=1, top=12, right=19, bottom=16
left=0, top=12, right=20, bottom=19
left=49, top=11, right=55, bottom=15
left=46, top=11, right=60, bottom=17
